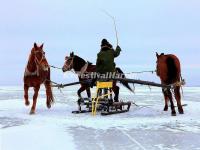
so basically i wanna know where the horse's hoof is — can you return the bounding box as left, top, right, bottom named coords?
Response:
left=179, top=110, right=184, bottom=114
left=171, top=111, right=176, bottom=116
left=178, top=108, right=184, bottom=114
left=29, top=110, right=35, bottom=115
left=46, top=103, right=51, bottom=109
left=25, top=101, right=30, bottom=106
left=163, top=106, right=168, bottom=111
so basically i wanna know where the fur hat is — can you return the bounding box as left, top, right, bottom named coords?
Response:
left=101, top=39, right=112, bottom=48
left=101, top=39, right=109, bottom=46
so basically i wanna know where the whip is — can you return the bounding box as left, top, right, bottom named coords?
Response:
left=101, top=9, right=119, bottom=46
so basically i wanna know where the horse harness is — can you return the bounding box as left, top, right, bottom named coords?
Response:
left=24, top=50, right=47, bottom=77
left=64, top=56, right=89, bottom=74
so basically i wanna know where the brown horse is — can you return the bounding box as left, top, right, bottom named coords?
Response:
left=23, top=43, right=54, bottom=114
left=62, top=52, right=133, bottom=102
left=156, top=52, right=184, bottom=116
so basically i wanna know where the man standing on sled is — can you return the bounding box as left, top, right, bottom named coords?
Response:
left=96, top=38, right=121, bottom=102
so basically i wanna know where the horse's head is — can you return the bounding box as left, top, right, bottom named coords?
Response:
left=62, top=52, right=87, bottom=72
left=31, top=43, right=49, bottom=71
left=156, top=52, right=165, bottom=76
left=62, top=52, right=74, bottom=72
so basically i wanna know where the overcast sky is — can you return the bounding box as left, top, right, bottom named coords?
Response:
left=0, top=0, right=200, bottom=86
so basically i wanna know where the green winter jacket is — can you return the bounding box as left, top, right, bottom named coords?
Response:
left=96, top=45, right=121, bottom=74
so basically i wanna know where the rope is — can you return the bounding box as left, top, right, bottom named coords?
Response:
left=123, top=70, right=156, bottom=75
left=50, top=65, right=62, bottom=70
left=180, top=75, right=184, bottom=96
left=170, top=79, right=186, bottom=89
left=48, top=80, right=60, bottom=86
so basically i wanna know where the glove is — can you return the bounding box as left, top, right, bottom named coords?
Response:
left=116, top=45, right=121, bottom=49
left=116, top=45, right=122, bottom=52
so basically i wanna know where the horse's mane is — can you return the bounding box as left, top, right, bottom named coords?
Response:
left=166, top=55, right=179, bottom=83
left=73, top=55, right=86, bottom=71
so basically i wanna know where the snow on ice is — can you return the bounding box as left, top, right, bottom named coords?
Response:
left=0, top=86, right=200, bottom=150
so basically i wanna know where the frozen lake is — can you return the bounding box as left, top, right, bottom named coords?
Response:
left=0, top=85, right=200, bottom=150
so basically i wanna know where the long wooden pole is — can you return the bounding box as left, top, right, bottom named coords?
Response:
left=113, top=78, right=172, bottom=89
left=52, top=78, right=172, bottom=89
left=52, top=80, right=92, bottom=88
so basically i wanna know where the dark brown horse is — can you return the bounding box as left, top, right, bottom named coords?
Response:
left=24, top=43, right=54, bottom=114
left=156, top=52, right=184, bottom=116
left=62, top=52, right=133, bottom=101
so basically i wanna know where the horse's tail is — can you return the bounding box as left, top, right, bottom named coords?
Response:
left=115, top=67, right=134, bottom=92
left=166, top=57, right=179, bottom=83
left=44, top=68, right=54, bottom=108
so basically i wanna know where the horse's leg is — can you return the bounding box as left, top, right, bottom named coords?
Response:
left=162, top=88, right=169, bottom=111
left=167, top=89, right=176, bottom=116
left=44, top=81, right=54, bottom=109
left=174, top=86, right=184, bottom=114
left=24, top=84, right=30, bottom=106
left=86, top=87, right=91, bottom=98
left=77, top=85, right=86, bottom=98
left=112, top=81, right=119, bottom=102
left=30, top=85, right=40, bottom=114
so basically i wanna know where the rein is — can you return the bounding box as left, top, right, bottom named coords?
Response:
left=50, top=65, right=62, bottom=70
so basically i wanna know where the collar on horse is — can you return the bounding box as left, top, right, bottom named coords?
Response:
left=24, top=67, right=37, bottom=76
left=24, top=64, right=41, bottom=77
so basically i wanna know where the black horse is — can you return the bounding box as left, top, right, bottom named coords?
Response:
left=62, top=52, right=133, bottom=101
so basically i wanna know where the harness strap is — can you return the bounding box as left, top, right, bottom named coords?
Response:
left=79, top=62, right=89, bottom=74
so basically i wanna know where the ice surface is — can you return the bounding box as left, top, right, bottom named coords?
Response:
left=0, top=86, right=200, bottom=150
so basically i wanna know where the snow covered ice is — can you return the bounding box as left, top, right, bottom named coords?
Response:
left=0, top=85, right=200, bottom=150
